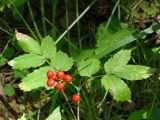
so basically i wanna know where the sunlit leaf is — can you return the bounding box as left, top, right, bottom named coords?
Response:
left=51, top=51, right=73, bottom=71
left=8, top=54, right=46, bottom=69
left=16, top=32, right=41, bottom=54
left=41, top=35, right=56, bottom=59
left=104, top=49, right=131, bottom=73
left=101, top=74, right=131, bottom=102
left=19, top=66, right=55, bottom=91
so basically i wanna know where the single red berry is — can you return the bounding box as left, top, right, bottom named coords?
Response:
left=72, top=94, right=80, bottom=102
left=63, top=74, right=72, bottom=83
left=56, top=82, right=64, bottom=90
left=47, top=70, right=54, bottom=78
left=47, top=78, right=55, bottom=87
left=56, top=71, right=65, bottom=79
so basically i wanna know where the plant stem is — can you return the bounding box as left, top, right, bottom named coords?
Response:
left=40, top=0, right=46, bottom=36
left=27, top=1, right=42, bottom=40
left=56, top=0, right=97, bottom=44
left=52, top=0, right=57, bottom=39
left=76, top=0, right=81, bottom=49
left=12, top=4, right=38, bottom=41
left=61, top=90, right=77, bottom=120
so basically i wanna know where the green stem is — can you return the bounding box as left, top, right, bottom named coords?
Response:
left=76, top=0, right=81, bottom=49
left=27, top=1, right=42, bottom=40
left=100, top=0, right=120, bottom=40
left=56, top=0, right=97, bottom=44
left=12, top=3, right=38, bottom=41
left=52, top=0, right=57, bottom=39
left=40, top=0, right=47, bottom=36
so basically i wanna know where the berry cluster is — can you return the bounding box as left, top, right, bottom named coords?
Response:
left=46, top=70, right=80, bottom=102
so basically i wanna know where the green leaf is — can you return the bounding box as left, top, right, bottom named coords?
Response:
left=41, top=36, right=56, bottom=59
left=101, top=75, right=131, bottom=102
left=96, top=22, right=133, bottom=54
left=46, top=107, right=61, bottom=120
left=128, top=107, right=160, bottom=120
left=4, top=84, right=15, bottom=96
left=19, top=66, right=55, bottom=91
left=78, top=58, right=100, bottom=77
left=8, top=54, right=46, bottom=69
left=51, top=51, right=73, bottom=71
left=16, top=32, right=41, bottom=54
left=112, top=65, right=153, bottom=80
left=94, top=23, right=160, bottom=59
left=104, top=49, right=131, bottom=73
left=0, top=55, right=7, bottom=67
left=74, top=49, right=94, bottom=63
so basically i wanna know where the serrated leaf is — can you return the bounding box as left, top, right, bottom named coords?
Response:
left=41, top=36, right=56, bottom=59
left=104, top=49, right=131, bottom=73
left=8, top=54, right=46, bottom=69
left=101, top=74, right=131, bottom=102
left=113, top=65, right=153, bottom=80
left=128, top=107, right=160, bottom=120
left=16, top=32, right=41, bottom=54
left=51, top=51, right=73, bottom=71
left=19, top=66, right=55, bottom=91
left=78, top=58, right=100, bottom=77
left=46, top=107, right=61, bottom=120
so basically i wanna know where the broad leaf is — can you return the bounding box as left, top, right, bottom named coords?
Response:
left=19, top=66, right=55, bottom=91
left=94, top=23, right=160, bottom=59
left=74, top=49, right=94, bottom=63
left=78, top=58, right=100, bottom=77
left=8, top=54, right=46, bottom=69
left=128, top=107, right=160, bottom=120
left=16, top=32, right=41, bottom=54
left=41, top=36, right=56, bottom=59
left=101, top=74, right=131, bottom=102
left=46, top=107, right=61, bottom=120
left=113, top=65, right=153, bottom=80
left=95, top=22, right=133, bottom=54
left=104, top=49, right=131, bottom=73
left=51, top=51, right=73, bottom=71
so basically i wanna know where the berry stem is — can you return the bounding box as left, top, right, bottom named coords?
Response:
left=61, top=90, right=77, bottom=120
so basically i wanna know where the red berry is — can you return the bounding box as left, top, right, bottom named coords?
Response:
left=47, top=78, right=55, bottom=87
left=63, top=75, right=72, bottom=83
left=72, top=94, right=80, bottom=102
left=52, top=75, right=57, bottom=80
left=47, top=70, right=54, bottom=78
left=56, top=82, right=64, bottom=90
left=56, top=71, right=65, bottom=79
